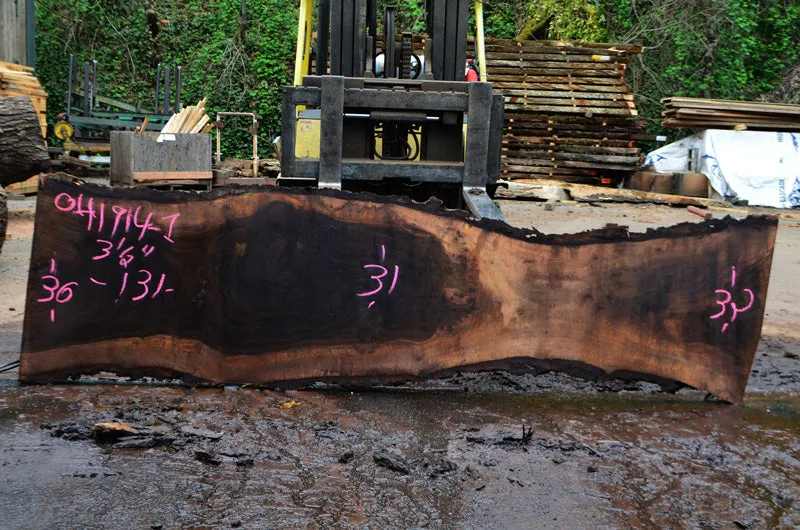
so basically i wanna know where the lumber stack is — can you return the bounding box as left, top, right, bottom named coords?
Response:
left=0, top=61, right=47, bottom=137
left=159, top=98, right=212, bottom=134
left=483, top=38, right=644, bottom=184
left=662, top=97, right=800, bottom=131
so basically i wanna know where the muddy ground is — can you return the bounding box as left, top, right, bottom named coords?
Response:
left=0, top=196, right=798, bottom=529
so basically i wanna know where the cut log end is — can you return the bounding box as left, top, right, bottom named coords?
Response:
left=0, top=97, right=49, bottom=187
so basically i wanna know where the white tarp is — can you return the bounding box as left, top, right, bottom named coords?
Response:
left=643, top=130, right=800, bottom=208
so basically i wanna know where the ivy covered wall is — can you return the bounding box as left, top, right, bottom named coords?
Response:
left=35, top=0, right=800, bottom=155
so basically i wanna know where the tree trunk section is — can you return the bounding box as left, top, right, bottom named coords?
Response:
left=20, top=176, right=778, bottom=403
left=0, top=96, right=49, bottom=187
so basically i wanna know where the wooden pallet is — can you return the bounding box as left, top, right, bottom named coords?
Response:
left=485, top=39, right=643, bottom=184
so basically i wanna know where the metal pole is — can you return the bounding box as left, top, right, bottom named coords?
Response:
left=25, top=0, right=35, bottom=68
left=293, top=0, right=312, bottom=86
left=316, top=0, right=330, bottom=75
left=155, top=63, right=161, bottom=112
left=92, top=60, right=98, bottom=112
left=252, top=115, right=259, bottom=178
left=474, top=0, right=487, bottom=82
left=384, top=6, right=396, bottom=78
left=83, top=62, right=90, bottom=117
left=216, top=119, right=222, bottom=165
left=175, top=65, right=182, bottom=110
left=163, top=67, right=171, bottom=114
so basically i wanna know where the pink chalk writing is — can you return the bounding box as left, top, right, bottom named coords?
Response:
left=53, top=192, right=179, bottom=244
left=37, top=258, right=78, bottom=322
left=51, top=192, right=179, bottom=305
left=710, top=266, right=755, bottom=333
left=357, top=244, right=400, bottom=309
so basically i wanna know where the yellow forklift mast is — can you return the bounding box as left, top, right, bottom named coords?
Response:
left=280, top=0, right=505, bottom=221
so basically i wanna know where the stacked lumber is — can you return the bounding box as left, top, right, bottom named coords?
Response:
left=484, top=38, right=644, bottom=184
left=159, top=98, right=212, bottom=134
left=0, top=61, right=47, bottom=137
left=662, top=97, right=800, bottom=131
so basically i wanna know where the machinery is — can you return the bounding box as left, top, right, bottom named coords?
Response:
left=280, top=0, right=505, bottom=220
left=54, top=56, right=181, bottom=152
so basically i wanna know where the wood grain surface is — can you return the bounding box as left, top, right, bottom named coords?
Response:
left=20, top=177, right=778, bottom=402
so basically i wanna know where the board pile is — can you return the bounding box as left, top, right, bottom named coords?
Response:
left=159, top=98, right=212, bottom=134
left=0, top=61, right=47, bottom=137
left=662, top=97, right=800, bottom=131
left=484, top=38, right=644, bottom=184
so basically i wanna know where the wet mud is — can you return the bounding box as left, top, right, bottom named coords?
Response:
left=0, top=382, right=798, bottom=528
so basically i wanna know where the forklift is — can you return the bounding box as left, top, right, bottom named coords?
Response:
left=279, top=0, right=505, bottom=220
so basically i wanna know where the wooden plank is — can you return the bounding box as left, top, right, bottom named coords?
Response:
left=487, top=67, right=623, bottom=78
left=488, top=75, right=624, bottom=85
left=500, top=89, right=634, bottom=100
left=486, top=53, right=630, bottom=64
left=20, top=177, right=777, bottom=403
left=504, top=104, right=637, bottom=116
left=0, top=60, right=35, bottom=72
left=132, top=171, right=213, bottom=181
left=505, top=97, right=635, bottom=109
left=5, top=175, right=39, bottom=195
left=663, top=97, right=800, bottom=115
left=502, top=153, right=639, bottom=166
left=663, top=119, right=800, bottom=131
left=483, top=38, right=644, bottom=54
left=484, top=44, right=639, bottom=56
left=493, top=82, right=630, bottom=93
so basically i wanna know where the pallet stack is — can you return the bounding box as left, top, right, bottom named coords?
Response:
left=483, top=38, right=644, bottom=184
left=0, top=61, right=47, bottom=137
left=662, top=97, right=800, bottom=131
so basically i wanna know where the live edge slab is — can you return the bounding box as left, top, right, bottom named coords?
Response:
left=20, top=176, right=778, bottom=403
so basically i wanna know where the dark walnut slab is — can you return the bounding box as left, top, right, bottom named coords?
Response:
left=20, top=177, right=778, bottom=403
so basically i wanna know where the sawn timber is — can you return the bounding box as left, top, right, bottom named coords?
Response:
left=20, top=177, right=778, bottom=403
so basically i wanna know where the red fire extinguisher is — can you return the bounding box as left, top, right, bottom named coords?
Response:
left=465, top=59, right=479, bottom=82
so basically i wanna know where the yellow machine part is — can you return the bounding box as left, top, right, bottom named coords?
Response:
left=295, top=118, right=321, bottom=158
left=53, top=120, right=74, bottom=140
left=290, top=0, right=487, bottom=164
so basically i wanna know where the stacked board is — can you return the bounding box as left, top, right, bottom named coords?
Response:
left=483, top=38, right=644, bottom=183
left=0, top=61, right=47, bottom=137
left=662, top=97, right=800, bottom=131
left=160, top=98, right=212, bottom=134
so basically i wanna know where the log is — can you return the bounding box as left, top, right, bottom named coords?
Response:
left=20, top=177, right=778, bottom=403
left=0, top=97, right=50, bottom=187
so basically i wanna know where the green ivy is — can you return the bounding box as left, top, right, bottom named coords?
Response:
left=36, top=1, right=800, bottom=155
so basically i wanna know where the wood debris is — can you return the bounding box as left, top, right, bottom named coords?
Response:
left=0, top=61, right=47, bottom=137
left=159, top=98, right=210, bottom=134
left=662, top=97, right=800, bottom=131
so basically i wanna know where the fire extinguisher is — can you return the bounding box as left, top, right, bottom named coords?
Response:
left=465, top=59, right=479, bottom=82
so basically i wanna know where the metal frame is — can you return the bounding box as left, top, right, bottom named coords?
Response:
left=215, top=112, right=260, bottom=178
left=281, top=76, right=504, bottom=220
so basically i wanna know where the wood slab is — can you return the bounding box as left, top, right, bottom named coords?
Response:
left=20, top=177, right=778, bottom=403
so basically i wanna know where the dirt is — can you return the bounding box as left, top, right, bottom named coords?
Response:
left=0, top=197, right=798, bottom=528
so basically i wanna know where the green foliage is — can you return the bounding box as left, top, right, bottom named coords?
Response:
left=37, top=0, right=297, bottom=157
left=525, top=0, right=800, bottom=141
left=522, top=0, right=608, bottom=41
left=36, top=0, right=800, bottom=155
